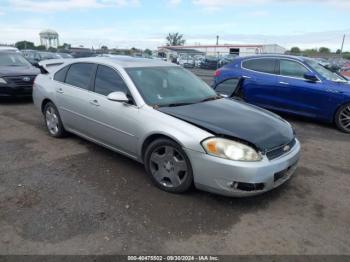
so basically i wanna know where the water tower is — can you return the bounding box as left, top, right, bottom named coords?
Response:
left=39, top=29, right=59, bottom=49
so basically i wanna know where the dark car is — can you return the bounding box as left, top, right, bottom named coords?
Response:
left=200, top=56, right=219, bottom=70
left=0, top=52, right=40, bottom=98
left=22, top=50, right=60, bottom=65
left=213, top=55, right=350, bottom=133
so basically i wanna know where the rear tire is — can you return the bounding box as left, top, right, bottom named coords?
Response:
left=335, top=103, right=350, bottom=133
left=144, top=138, right=194, bottom=193
left=43, top=102, right=67, bottom=138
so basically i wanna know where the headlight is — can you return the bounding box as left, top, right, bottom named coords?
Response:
left=0, top=77, right=7, bottom=84
left=201, top=137, right=262, bottom=162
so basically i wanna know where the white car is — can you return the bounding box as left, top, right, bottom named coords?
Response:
left=0, top=46, right=20, bottom=53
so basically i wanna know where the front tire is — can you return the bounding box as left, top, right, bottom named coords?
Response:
left=335, top=103, right=350, bottom=133
left=144, top=138, right=194, bottom=193
left=43, top=102, right=67, bottom=138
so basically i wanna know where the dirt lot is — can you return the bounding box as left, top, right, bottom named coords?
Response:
left=0, top=73, right=349, bottom=255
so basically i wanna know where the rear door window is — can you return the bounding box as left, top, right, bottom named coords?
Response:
left=54, top=65, right=69, bottom=82
left=65, top=63, right=95, bottom=90
left=242, top=58, right=277, bottom=74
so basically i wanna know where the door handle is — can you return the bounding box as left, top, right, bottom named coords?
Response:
left=56, top=88, right=64, bottom=94
left=242, top=75, right=251, bottom=79
left=89, top=99, right=100, bottom=106
left=326, top=89, right=340, bottom=93
left=279, top=81, right=289, bottom=85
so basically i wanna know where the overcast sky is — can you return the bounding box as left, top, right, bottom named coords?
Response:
left=0, top=0, right=349, bottom=51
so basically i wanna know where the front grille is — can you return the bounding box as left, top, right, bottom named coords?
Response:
left=236, top=182, right=264, bottom=192
left=4, top=75, right=35, bottom=87
left=266, top=138, right=296, bottom=160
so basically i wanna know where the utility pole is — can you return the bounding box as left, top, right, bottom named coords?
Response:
left=340, top=34, right=345, bottom=56
left=216, top=35, right=219, bottom=46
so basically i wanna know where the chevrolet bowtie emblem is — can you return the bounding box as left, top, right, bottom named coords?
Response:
left=283, top=145, right=291, bottom=152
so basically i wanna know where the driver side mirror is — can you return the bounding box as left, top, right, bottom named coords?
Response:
left=107, top=91, right=129, bottom=103
left=304, top=72, right=318, bottom=82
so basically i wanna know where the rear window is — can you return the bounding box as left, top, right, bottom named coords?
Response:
left=65, top=63, right=95, bottom=90
left=54, top=65, right=69, bottom=82
left=242, top=58, right=277, bottom=74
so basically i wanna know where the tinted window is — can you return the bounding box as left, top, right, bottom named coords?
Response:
left=94, top=65, right=128, bottom=96
left=54, top=65, right=69, bottom=82
left=280, top=60, right=309, bottom=78
left=65, top=63, right=95, bottom=90
left=215, top=78, right=240, bottom=96
left=242, top=58, right=277, bottom=74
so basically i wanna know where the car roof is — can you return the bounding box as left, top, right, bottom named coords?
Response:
left=237, top=54, right=307, bottom=62
left=0, top=46, right=19, bottom=51
left=0, top=51, right=22, bottom=55
left=70, top=56, right=175, bottom=68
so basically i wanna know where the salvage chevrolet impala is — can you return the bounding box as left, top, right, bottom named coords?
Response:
left=33, top=57, right=300, bottom=197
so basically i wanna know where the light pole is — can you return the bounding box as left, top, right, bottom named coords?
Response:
left=340, top=34, right=346, bottom=57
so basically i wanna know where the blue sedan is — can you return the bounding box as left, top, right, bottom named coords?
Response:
left=213, top=55, right=350, bottom=133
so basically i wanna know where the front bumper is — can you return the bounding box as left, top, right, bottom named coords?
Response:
left=0, top=84, right=33, bottom=97
left=0, top=76, right=35, bottom=97
left=184, top=139, right=301, bottom=197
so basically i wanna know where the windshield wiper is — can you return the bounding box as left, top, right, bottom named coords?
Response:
left=199, top=95, right=222, bottom=103
left=157, top=96, right=223, bottom=108
left=166, top=102, right=196, bottom=107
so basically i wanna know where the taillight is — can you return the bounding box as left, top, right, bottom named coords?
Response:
left=214, top=70, right=221, bottom=77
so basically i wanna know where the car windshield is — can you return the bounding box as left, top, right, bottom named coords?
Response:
left=306, top=59, right=347, bottom=82
left=0, top=53, right=31, bottom=66
left=39, top=52, right=59, bottom=60
left=126, top=66, right=218, bottom=107
left=58, top=53, right=72, bottom=58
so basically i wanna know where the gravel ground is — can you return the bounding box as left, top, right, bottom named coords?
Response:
left=0, top=72, right=349, bottom=255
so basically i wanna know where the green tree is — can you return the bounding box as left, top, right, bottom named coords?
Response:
left=336, top=49, right=341, bottom=54
left=319, top=47, right=331, bottom=53
left=290, top=47, right=301, bottom=54
left=166, top=32, right=185, bottom=46
left=303, top=48, right=318, bottom=57
left=342, top=52, right=350, bottom=60
left=144, top=48, right=152, bottom=56
left=101, top=45, right=108, bottom=51
left=15, top=41, right=35, bottom=50
left=36, top=45, right=46, bottom=50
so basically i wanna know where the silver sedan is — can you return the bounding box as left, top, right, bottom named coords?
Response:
left=33, top=57, right=300, bottom=197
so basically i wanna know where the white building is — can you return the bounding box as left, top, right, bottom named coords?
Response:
left=39, top=29, right=59, bottom=49
left=158, top=44, right=286, bottom=58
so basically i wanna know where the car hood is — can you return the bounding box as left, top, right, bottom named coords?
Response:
left=0, top=66, right=40, bottom=77
left=158, top=98, right=294, bottom=151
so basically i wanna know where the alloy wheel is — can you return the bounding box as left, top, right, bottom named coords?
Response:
left=339, top=105, right=350, bottom=132
left=45, top=106, right=60, bottom=135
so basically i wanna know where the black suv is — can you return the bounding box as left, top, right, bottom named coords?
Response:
left=0, top=52, right=40, bottom=98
